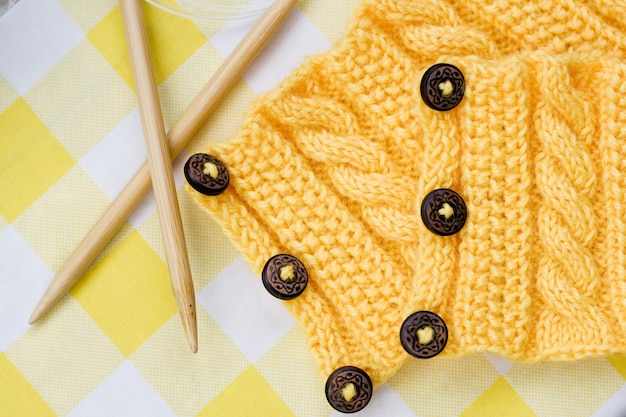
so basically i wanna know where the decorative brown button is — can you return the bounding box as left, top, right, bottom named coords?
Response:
left=184, top=153, right=229, bottom=196
left=325, top=366, right=373, bottom=413
left=420, top=63, right=465, bottom=111
left=400, top=311, right=448, bottom=359
left=261, top=254, right=308, bottom=300
left=421, top=188, right=467, bottom=236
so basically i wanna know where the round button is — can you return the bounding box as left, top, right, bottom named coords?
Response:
left=400, top=311, right=448, bottom=359
left=325, top=366, right=373, bottom=413
left=184, top=153, right=229, bottom=196
left=420, top=188, right=467, bottom=236
left=262, top=254, right=308, bottom=300
left=420, top=63, right=465, bottom=111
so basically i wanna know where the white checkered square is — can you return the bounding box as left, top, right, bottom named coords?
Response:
left=210, top=6, right=330, bottom=94
left=79, top=109, right=146, bottom=201
left=67, top=361, right=176, bottom=417
left=591, top=383, right=626, bottom=417
left=128, top=189, right=157, bottom=231
left=198, top=255, right=296, bottom=363
left=484, top=353, right=514, bottom=375
left=0, top=0, right=83, bottom=94
left=0, top=226, right=53, bottom=351
left=56, top=0, right=116, bottom=33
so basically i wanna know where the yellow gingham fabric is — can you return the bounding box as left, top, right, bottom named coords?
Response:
left=1, top=1, right=626, bottom=416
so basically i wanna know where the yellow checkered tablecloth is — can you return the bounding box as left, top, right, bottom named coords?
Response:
left=1, top=1, right=626, bottom=416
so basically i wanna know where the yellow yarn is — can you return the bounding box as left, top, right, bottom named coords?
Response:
left=202, top=162, right=219, bottom=179
left=279, top=265, right=295, bottom=282
left=341, top=383, right=358, bottom=403
left=438, top=203, right=455, bottom=220
left=417, top=326, right=435, bottom=345
left=188, top=0, right=626, bottom=387
left=438, top=80, right=454, bottom=97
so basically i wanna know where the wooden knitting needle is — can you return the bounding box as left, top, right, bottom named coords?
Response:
left=29, top=0, right=298, bottom=324
left=120, top=0, right=197, bottom=352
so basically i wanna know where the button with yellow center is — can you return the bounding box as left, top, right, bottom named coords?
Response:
left=420, top=63, right=465, bottom=111
left=184, top=153, right=230, bottom=196
left=421, top=188, right=467, bottom=236
left=325, top=366, right=373, bottom=413
left=261, top=254, right=308, bottom=300
left=400, top=311, right=448, bottom=359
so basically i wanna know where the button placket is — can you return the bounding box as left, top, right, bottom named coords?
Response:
left=188, top=61, right=469, bottom=411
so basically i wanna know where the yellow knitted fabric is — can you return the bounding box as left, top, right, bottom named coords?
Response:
left=188, top=0, right=626, bottom=387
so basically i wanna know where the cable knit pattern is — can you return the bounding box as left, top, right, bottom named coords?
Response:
left=188, top=0, right=626, bottom=386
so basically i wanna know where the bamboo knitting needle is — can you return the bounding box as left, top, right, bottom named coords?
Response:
left=29, top=0, right=298, bottom=325
left=120, top=0, right=197, bottom=352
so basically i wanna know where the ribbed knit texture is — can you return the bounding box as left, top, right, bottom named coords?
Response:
left=188, top=0, right=626, bottom=386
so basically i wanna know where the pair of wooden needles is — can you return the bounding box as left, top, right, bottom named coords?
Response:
left=28, top=0, right=298, bottom=352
